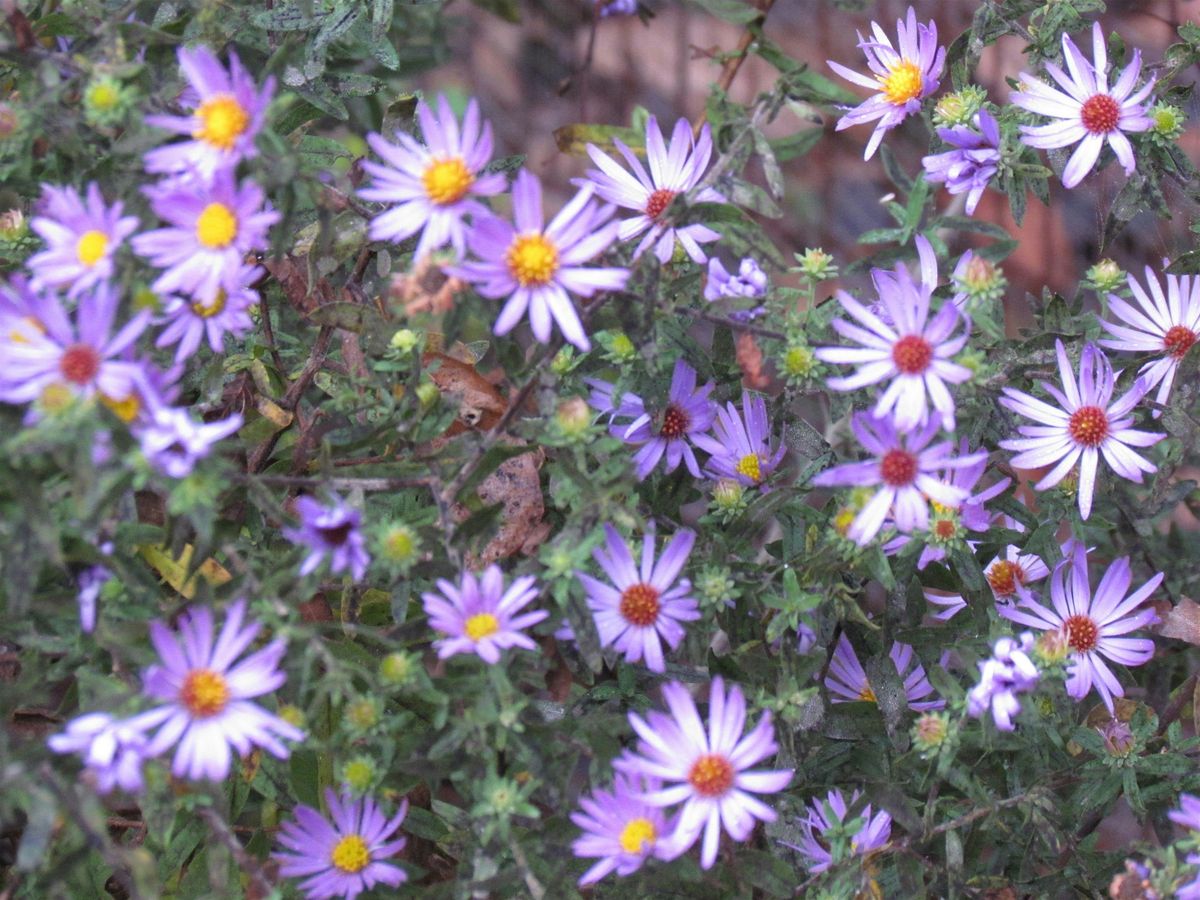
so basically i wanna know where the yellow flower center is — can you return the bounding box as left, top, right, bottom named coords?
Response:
left=735, top=453, right=762, bottom=482
left=833, top=507, right=856, bottom=537
left=193, top=94, right=250, bottom=151
left=421, top=157, right=474, bottom=205
left=618, top=817, right=657, bottom=855
left=506, top=233, right=558, bottom=287
left=880, top=59, right=923, bottom=105
left=101, top=391, right=141, bottom=423
left=329, top=834, right=371, bottom=874
left=180, top=668, right=230, bottom=718
left=465, top=612, right=500, bottom=642
left=859, top=684, right=877, bottom=703
left=87, top=82, right=120, bottom=111
left=76, top=230, right=109, bottom=267
left=195, top=202, right=238, bottom=248
left=192, top=289, right=227, bottom=319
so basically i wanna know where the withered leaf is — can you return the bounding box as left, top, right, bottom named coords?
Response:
left=1153, top=597, right=1200, bottom=645
left=422, top=351, right=507, bottom=433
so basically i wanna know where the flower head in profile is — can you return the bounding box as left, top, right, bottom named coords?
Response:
left=693, top=391, right=786, bottom=487
left=587, top=358, right=716, bottom=480
left=359, top=94, right=506, bottom=260
left=985, top=541, right=1050, bottom=605
left=570, top=773, right=674, bottom=885
left=1100, top=265, right=1200, bottom=411
left=273, top=788, right=408, bottom=900
left=999, top=340, right=1163, bottom=520
left=597, top=0, right=638, bottom=16
left=421, top=565, right=547, bottom=663
left=813, top=412, right=986, bottom=546
left=921, top=109, right=1002, bottom=215
left=580, top=115, right=722, bottom=264
left=825, top=633, right=944, bottom=711
left=156, top=262, right=261, bottom=363
left=999, top=541, right=1162, bottom=712
left=614, top=677, right=792, bottom=869
left=966, top=632, right=1040, bottom=730
left=143, top=45, right=275, bottom=179
left=136, top=407, right=243, bottom=479
left=785, top=789, right=892, bottom=874
left=827, top=7, right=945, bottom=160
left=576, top=523, right=700, bottom=673
left=48, top=712, right=151, bottom=794
left=76, top=554, right=113, bottom=633
left=451, top=169, right=628, bottom=351
left=137, top=599, right=304, bottom=781
left=816, top=236, right=971, bottom=431
left=1010, top=21, right=1154, bottom=188
left=704, top=257, right=768, bottom=302
left=283, top=495, right=371, bottom=582
left=26, top=182, right=139, bottom=296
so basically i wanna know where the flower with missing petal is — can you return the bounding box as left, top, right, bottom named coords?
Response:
left=136, top=406, right=243, bottom=478
left=921, top=109, right=1002, bottom=215
left=785, top=789, right=892, bottom=874
left=283, top=495, right=371, bottom=582
left=27, top=182, right=139, bottom=297
left=827, top=7, right=945, bottom=160
left=998, top=340, right=1163, bottom=520
left=825, top=633, right=944, bottom=711
left=692, top=390, right=786, bottom=487
left=1010, top=21, right=1154, bottom=189
left=421, top=565, right=548, bottom=664
left=48, top=712, right=152, bottom=794
left=570, top=773, right=673, bottom=885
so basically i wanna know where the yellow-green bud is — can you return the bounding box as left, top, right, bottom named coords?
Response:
left=1086, top=259, right=1125, bottom=293
left=378, top=523, right=419, bottom=564
left=390, top=328, right=421, bottom=353
left=1149, top=102, right=1185, bottom=143
left=340, top=755, right=379, bottom=793
left=555, top=397, right=592, bottom=439
left=379, top=651, right=417, bottom=686
left=551, top=346, right=575, bottom=375
left=1034, top=627, right=1070, bottom=666
left=344, top=696, right=381, bottom=732
left=278, top=704, right=307, bottom=729
left=781, top=344, right=817, bottom=379
left=911, top=711, right=950, bottom=757
left=953, top=255, right=1007, bottom=304
left=415, top=380, right=441, bottom=408
left=712, top=479, right=745, bottom=509
left=0, top=209, right=26, bottom=241
left=933, top=86, right=988, bottom=127
left=0, top=103, right=19, bottom=140
left=796, top=247, right=837, bottom=281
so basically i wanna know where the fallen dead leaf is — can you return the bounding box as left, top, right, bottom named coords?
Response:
left=1152, top=597, right=1200, bottom=645
left=390, top=257, right=468, bottom=316
left=736, top=331, right=770, bottom=389
left=422, top=351, right=507, bottom=434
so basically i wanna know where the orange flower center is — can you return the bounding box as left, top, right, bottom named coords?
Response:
left=1163, top=325, right=1196, bottom=360
left=880, top=449, right=917, bottom=486
left=180, top=668, right=230, bottom=718
left=660, top=404, right=690, bottom=439
left=986, top=559, right=1026, bottom=597
left=506, top=233, right=558, bottom=286
left=645, top=189, right=676, bottom=221
left=1062, top=614, right=1099, bottom=652
left=1080, top=94, right=1120, bottom=134
left=1068, top=405, right=1109, bottom=447
left=892, top=334, right=933, bottom=375
left=59, top=343, right=100, bottom=385
left=687, top=753, right=734, bottom=797
left=619, top=583, right=661, bottom=627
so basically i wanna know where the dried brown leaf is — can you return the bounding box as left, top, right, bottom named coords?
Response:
left=1153, top=597, right=1200, bottom=645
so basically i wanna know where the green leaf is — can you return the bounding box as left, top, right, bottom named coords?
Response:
left=686, top=0, right=762, bottom=24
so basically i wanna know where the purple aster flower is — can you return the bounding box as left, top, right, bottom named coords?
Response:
left=26, top=182, right=139, bottom=297
left=998, top=541, right=1162, bottom=712
left=985, top=542, right=1050, bottom=604
left=966, top=632, right=1040, bottom=730
left=587, top=358, right=717, bottom=480
left=785, top=788, right=892, bottom=874
left=816, top=236, right=971, bottom=431
left=580, top=115, right=722, bottom=264
left=1171, top=795, right=1200, bottom=833
left=156, top=262, right=261, bottom=363
left=143, top=45, right=275, bottom=179
left=827, top=7, right=945, bottom=160
left=998, top=339, right=1163, bottom=520
left=597, top=0, right=638, bottom=17
left=812, top=412, right=986, bottom=546
left=359, top=95, right=506, bottom=260
left=421, top=565, right=548, bottom=663
left=923, top=589, right=967, bottom=622
left=921, top=109, right=1001, bottom=215
left=132, top=168, right=279, bottom=301
left=0, top=281, right=150, bottom=408
left=76, top=556, right=112, bottom=633
left=137, top=599, right=304, bottom=781
left=452, top=169, right=629, bottom=351
left=704, top=257, right=768, bottom=302
left=614, top=677, right=793, bottom=869
left=283, top=495, right=371, bottom=582
left=274, top=788, right=408, bottom=900
left=570, top=772, right=673, bottom=885
left=692, top=390, right=786, bottom=487
left=576, top=522, right=700, bottom=673
left=796, top=622, right=818, bottom=655
left=1010, top=21, right=1154, bottom=189
left=1100, top=265, right=1200, bottom=411
left=47, top=712, right=151, bottom=794
left=135, top=406, right=244, bottom=478
left=0, top=275, right=44, bottom=344
left=825, top=633, right=944, bottom=711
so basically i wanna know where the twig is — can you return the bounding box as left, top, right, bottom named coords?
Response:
left=696, top=310, right=786, bottom=340
left=234, top=474, right=435, bottom=491
left=692, top=0, right=777, bottom=136
left=197, top=807, right=274, bottom=898
left=256, top=281, right=286, bottom=373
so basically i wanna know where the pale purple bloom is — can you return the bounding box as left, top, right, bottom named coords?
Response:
left=587, top=358, right=716, bottom=480
left=156, top=262, right=261, bottom=362
left=1171, top=795, right=1200, bottom=832
left=576, top=523, right=700, bottom=673
left=999, top=541, right=1162, bottom=712
left=1010, top=21, right=1154, bottom=189
left=48, top=712, right=151, bottom=794
left=692, top=390, right=786, bottom=486
left=921, top=109, right=1001, bottom=215
left=136, top=407, right=244, bottom=478
left=274, top=788, right=408, bottom=900
left=1100, top=266, right=1200, bottom=411
left=967, top=632, right=1040, bottom=730
left=998, top=339, right=1163, bottom=520
left=421, top=565, right=548, bottom=664
left=923, top=589, right=967, bottom=622
left=825, top=633, right=944, bottom=711
left=580, top=115, right=722, bottom=264
left=359, top=95, right=506, bottom=260
left=570, top=773, right=673, bottom=885
left=0, top=275, right=43, bottom=345
left=0, top=282, right=150, bottom=407
left=133, top=169, right=279, bottom=301
left=785, top=789, right=892, bottom=874
left=26, top=182, right=139, bottom=296
left=614, top=677, right=792, bottom=869
left=598, top=0, right=638, bottom=16
left=704, top=257, right=768, bottom=302
left=137, top=599, right=304, bottom=781
left=143, top=45, right=275, bottom=179
left=985, top=541, right=1050, bottom=604
left=1182, top=862, right=1200, bottom=900
left=827, top=7, right=945, bottom=160
left=796, top=623, right=817, bottom=655
left=813, top=412, right=986, bottom=546
left=284, top=495, right=371, bottom=581
left=451, top=170, right=628, bottom=351
left=76, top=561, right=112, bottom=633
left=816, top=236, right=971, bottom=431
